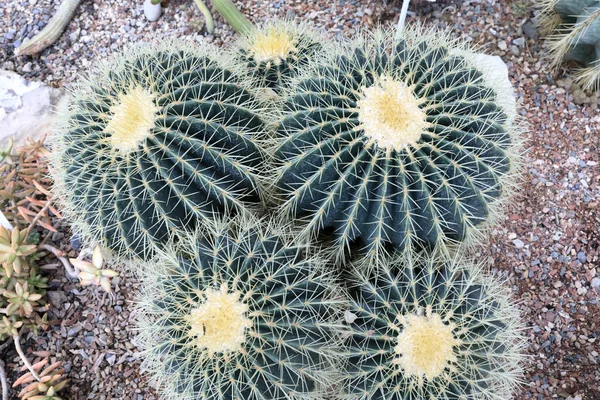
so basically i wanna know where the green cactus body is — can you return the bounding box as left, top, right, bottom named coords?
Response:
left=49, top=41, right=268, bottom=259
left=135, top=218, right=344, bottom=400
left=274, top=28, right=522, bottom=263
left=235, top=21, right=326, bottom=92
left=343, top=253, right=525, bottom=399
left=538, top=0, right=600, bottom=91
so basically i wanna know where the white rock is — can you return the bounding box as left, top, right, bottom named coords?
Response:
left=143, top=0, right=162, bottom=22
left=344, top=310, right=358, bottom=324
left=0, top=70, right=64, bottom=148
left=513, top=239, right=525, bottom=249
left=591, top=277, right=600, bottom=290
left=450, top=49, right=517, bottom=126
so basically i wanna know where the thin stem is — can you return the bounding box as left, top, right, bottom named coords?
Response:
left=38, top=244, right=78, bottom=278
left=396, top=0, right=411, bottom=40
left=25, top=201, right=52, bottom=235
left=211, top=0, right=254, bottom=35
left=193, top=0, right=215, bottom=34
left=13, top=336, right=40, bottom=381
left=0, top=359, right=7, bottom=400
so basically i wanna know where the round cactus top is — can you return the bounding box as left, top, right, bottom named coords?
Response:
left=134, top=218, right=344, bottom=400
left=356, top=75, right=429, bottom=151
left=274, top=27, right=523, bottom=264
left=344, top=252, right=525, bottom=399
left=49, top=41, right=268, bottom=260
left=247, top=25, right=300, bottom=64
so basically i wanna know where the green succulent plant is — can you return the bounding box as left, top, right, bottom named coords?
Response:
left=49, top=40, right=269, bottom=260
left=134, top=217, right=344, bottom=400
left=235, top=20, right=327, bottom=93
left=537, top=0, right=600, bottom=92
left=273, top=27, right=523, bottom=265
left=0, top=226, right=37, bottom=278
left=343, top=252, right=525, bottom=399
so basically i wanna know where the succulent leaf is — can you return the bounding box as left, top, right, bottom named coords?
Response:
left=273, top=27, right=523, bottom=264
left=134, top=217, right=345, bottom=400
left=49, top=40, right=270, bottom=260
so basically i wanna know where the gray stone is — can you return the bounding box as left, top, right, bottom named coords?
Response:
left=47, top=290, right=68, bottom=309
left=523, top=21, right=538, bottom=39
left=0, top=70, right=65, bottom=148
left=591, top=277, right=600, bottom=290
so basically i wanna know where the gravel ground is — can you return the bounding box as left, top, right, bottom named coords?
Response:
left=1, top=0, right=599, bottom=399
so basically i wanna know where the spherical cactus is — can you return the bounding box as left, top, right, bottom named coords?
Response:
left=273, top=28, right=523, bottom=264
left=49, top=40, right=268, bottom=259
left=537, top=0, right=600, bottom=92
left=134, top=217, right=345, bottom=400
left=234, top=20, right=327, bottom=93
left=343, top=252, right=525, bottom=399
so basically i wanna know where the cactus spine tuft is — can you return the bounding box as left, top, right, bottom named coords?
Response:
left=343, top=252, right=526, bottom=399
left=235, top=20, right=327, bottom=92
left=537, top=0, right=600, bottom=92
left=274, top=27, right=523, bottom=264
left=134, top=217, right=345, bottom=400
left=49, top=40, right=269, bottom=259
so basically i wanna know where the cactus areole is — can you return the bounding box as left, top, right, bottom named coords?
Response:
left=275, top=29, right=521, bottom=261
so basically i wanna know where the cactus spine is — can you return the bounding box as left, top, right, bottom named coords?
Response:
left=134, top=217, right=344, bottom=400
left=235, top=20, right=328, bottom=92
left=343, top=252, right=525, bottom=399
left=537, top=0, right=600, bottom=92
left=49, top=40, right=268, bottom=259
left=273, top=27, right=523, bottom=264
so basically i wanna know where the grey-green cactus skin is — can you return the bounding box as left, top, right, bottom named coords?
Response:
left=135, top=219, right=344, bottom=400
left=343, top=253, right=525, bottom=399
left=50, top=42, right=267, bottom=260
left=274, top=30, right=521, bottom=263
left=538, top=0, right=600, bottom=91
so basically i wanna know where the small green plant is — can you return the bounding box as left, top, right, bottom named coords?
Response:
left=70, top=245, right=118, bottom=294
left=343, top=252, right=525, bottom=399
left=49, top=40, right=269, bottom=260
left=0, top=226, right=48, bottom=337
left=273, top=27, right=523, bottom=265
left=537, top=0, right=600, bottom=92
left=135, top=217, right=344, bottom=400
left=235, top=20, right=327, bottom=93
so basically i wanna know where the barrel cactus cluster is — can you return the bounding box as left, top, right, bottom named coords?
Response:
left=537, top=0, right=600, bottom=92
left=48, top=19, right=526, bottom=400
